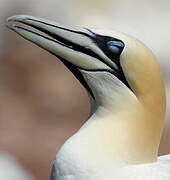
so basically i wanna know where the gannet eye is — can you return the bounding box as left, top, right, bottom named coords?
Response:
left=107, top=41, right=124, bottom=48
left=107, top=41, right=124, bottom=55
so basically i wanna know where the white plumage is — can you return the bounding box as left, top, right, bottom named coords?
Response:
left=98, top=155, right=170, bottom=180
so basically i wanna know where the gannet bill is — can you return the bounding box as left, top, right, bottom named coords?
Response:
left=6, top=15, right=170, bottom=180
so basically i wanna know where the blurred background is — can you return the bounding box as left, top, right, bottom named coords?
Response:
left=0, top=0, right=170, bottom=179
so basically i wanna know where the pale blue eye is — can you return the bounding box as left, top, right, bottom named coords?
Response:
left=107, top=41, right=124, bottom=48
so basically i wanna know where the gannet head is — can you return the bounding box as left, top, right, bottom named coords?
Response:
left=6, top=15, right=166, bottom=163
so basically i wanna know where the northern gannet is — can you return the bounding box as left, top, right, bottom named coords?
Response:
left=6, top=15, right=170, bottom=180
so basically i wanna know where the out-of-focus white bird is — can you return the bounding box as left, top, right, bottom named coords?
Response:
left=0, top=152, right=35, bottom=180
left=6, top=15, right=170, bottom=180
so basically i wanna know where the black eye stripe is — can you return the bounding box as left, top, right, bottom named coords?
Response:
left=90, top=33, right=131, bottom=90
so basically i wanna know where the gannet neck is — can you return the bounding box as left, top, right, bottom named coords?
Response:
left=76, top=69, right=160, bottom=165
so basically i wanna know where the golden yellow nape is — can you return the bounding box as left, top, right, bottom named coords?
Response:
left=6, top=15, right=170, bottom=180
left=121, top=34, right=166, bottom=161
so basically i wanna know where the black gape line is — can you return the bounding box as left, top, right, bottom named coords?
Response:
left=13, top=20, right=131, bottom=95
left=31, top=24, right=130, bottom=90
left=14, top=20, right=114, bottom=70
left=13, top=20, right=121, bottom=64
